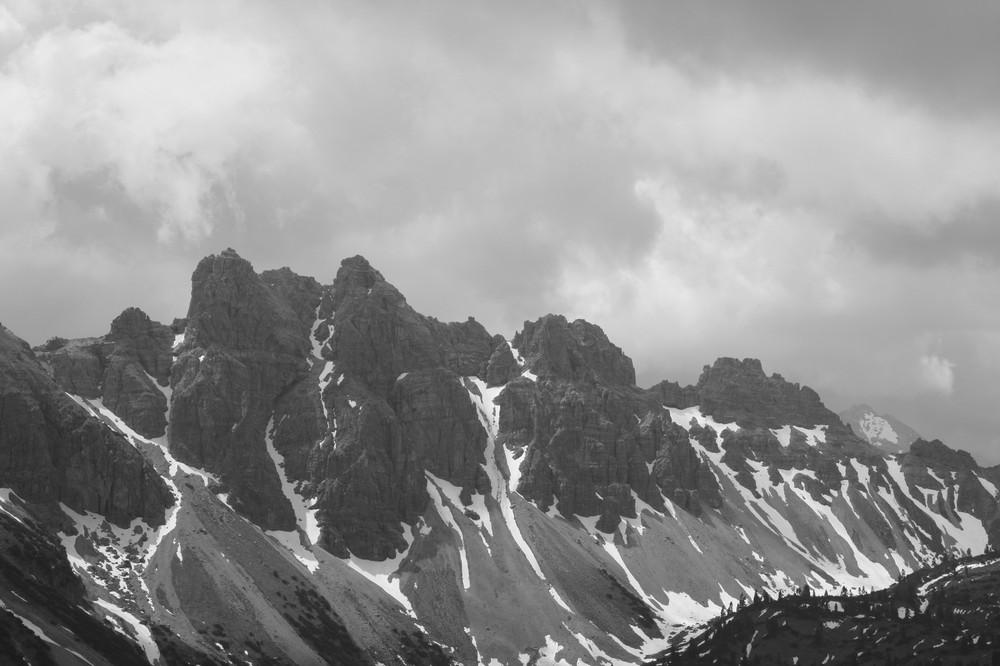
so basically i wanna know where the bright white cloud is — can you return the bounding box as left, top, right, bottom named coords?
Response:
left=919, top=355, right=956, bottom=395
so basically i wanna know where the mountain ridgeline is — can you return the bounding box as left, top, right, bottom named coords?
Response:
left=1, top=248, right=999, bottom=665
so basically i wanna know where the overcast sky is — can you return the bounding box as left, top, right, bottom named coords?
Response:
left=3, top=1, right=1000, bottom=463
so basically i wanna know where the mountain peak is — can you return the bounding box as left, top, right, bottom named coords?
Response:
left=107, top=306, right=155, bottom=340
left=513, top=314, right=636, bottom=385
left=336, top=254, right=384, bottom=289
left=694, top=356, right=841, bottom=430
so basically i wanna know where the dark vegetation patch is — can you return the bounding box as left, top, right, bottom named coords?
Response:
left=651, top=551, right=1000, bottom=665
left=0, top=514, right=148, bottom=665
left=392, top=627, right=454, bottom=666
left=280, top=581, right=368, bottom=665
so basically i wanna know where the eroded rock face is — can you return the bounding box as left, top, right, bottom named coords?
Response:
left=328, top=256, right=494, bottom=395
left=650, top=422, right=722, bottom=515
left=692, top=357, right=848, bottom=431
left=295, top=257, right=498, bottom=558
left=169, top=249, right=315, bottom=530
left=514, top=315, right=635, bottom=385
left=36, top=307, right=175, bottom=438
left=0, top=327, right=173, bottom=527
left=515, top=382, right=662, bottom=523
left=161, top=252, right=500, bottom=559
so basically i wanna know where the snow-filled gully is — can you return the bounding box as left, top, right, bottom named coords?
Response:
left=462, top=376, right=573, bottom=614
left=264, top=415, right=322, bottom=572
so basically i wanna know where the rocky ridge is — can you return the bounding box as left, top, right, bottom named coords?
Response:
left=2, top=250, right=999, bottom=665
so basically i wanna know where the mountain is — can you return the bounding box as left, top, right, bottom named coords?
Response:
left=839, top=404, right=923, bottom=455
left=2, top=248, right=999, bottom=665
left=655, top=549, right=1000, bottom=664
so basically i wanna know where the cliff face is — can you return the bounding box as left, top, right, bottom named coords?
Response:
left=152, top=252, right=498, bottom=559
left=512, top=314, right=636, bottom=386
left=0, top=326, right=173, bottom=527
left=274, top=256, right=498, bottom=559
left=36, top=307, right=177, bottom=438
left=167, top=249, right=316, bottom=531
left=690, top=357, right=849, bottom=432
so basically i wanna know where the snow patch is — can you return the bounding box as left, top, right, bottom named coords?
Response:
left=537, top=635, right=574, bottom=666
left=95, top=598, right=159, bottom=664
left=267, top=529, right=319, bottom=573
left=771, top=426, right=791, bottom=448
left=859, top=411, right=898, bottom=444
left=977, top=475, right=999, bottom=498
left=666, top=406, right=737, bottom=438
left=346, top=525, right=416, bottom=617
left=0, top=488, right=25, bottom=524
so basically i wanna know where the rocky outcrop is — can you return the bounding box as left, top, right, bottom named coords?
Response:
left=513, top=315, right=635, bottom=385
left=169, top=249, right=315, bottom=531
left=35, top=307, right=176, bottom=438
left=392, top=370, right=491, bottom=498
left=506, top=377, right=665, bottom=529
left=907, top=438, right=978, bottom=472
left=287, top=257, right=497, bottom=559
left=0, top=326, right=173, bottom=527
left=485, top=339, right=520, bottom=387
left=163, top=253, right=499, bottom=559
left=39, top=338, right=104, bottom=397
left=328, top=256, right=494, bottom=396
left=692, top=357, right=848, bottom=432
left=650, top=422, right=722, bottom=515
left=896, top=439, right=1000, bottom=544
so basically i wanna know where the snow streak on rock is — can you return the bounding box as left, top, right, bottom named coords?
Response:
left=263, top=415, right=321, bottom=571
left=426, top=472, right=471, bottom=590
left=95, top=597, right=160, bottom=664
left=346, top=526, right=416, bottom=617
left=463, top=377, right=574, bottom=613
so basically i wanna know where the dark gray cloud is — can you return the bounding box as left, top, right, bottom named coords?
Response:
left=2, top=1, right=1000, bottom=464
left=618, top=0, right=1000, bottom=119
left=839, top=197, right=1000, bottom=268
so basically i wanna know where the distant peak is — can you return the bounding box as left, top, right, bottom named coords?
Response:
left=702, top=357, right=766, bottom=378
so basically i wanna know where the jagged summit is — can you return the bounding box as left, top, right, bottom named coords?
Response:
left=512, top=313, right=636, bottom=386
left=337, top=254, right=384, bottom=287
left=693, top=356, right=846, bottom=431
left=3, top=250, right=999, bottom=665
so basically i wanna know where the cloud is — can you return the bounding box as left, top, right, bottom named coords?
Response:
left=2, top=1, right=999, bottom=462
left=919, top=355, right=956, bottom=395
left=0, top=15, right=298, bottom=243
